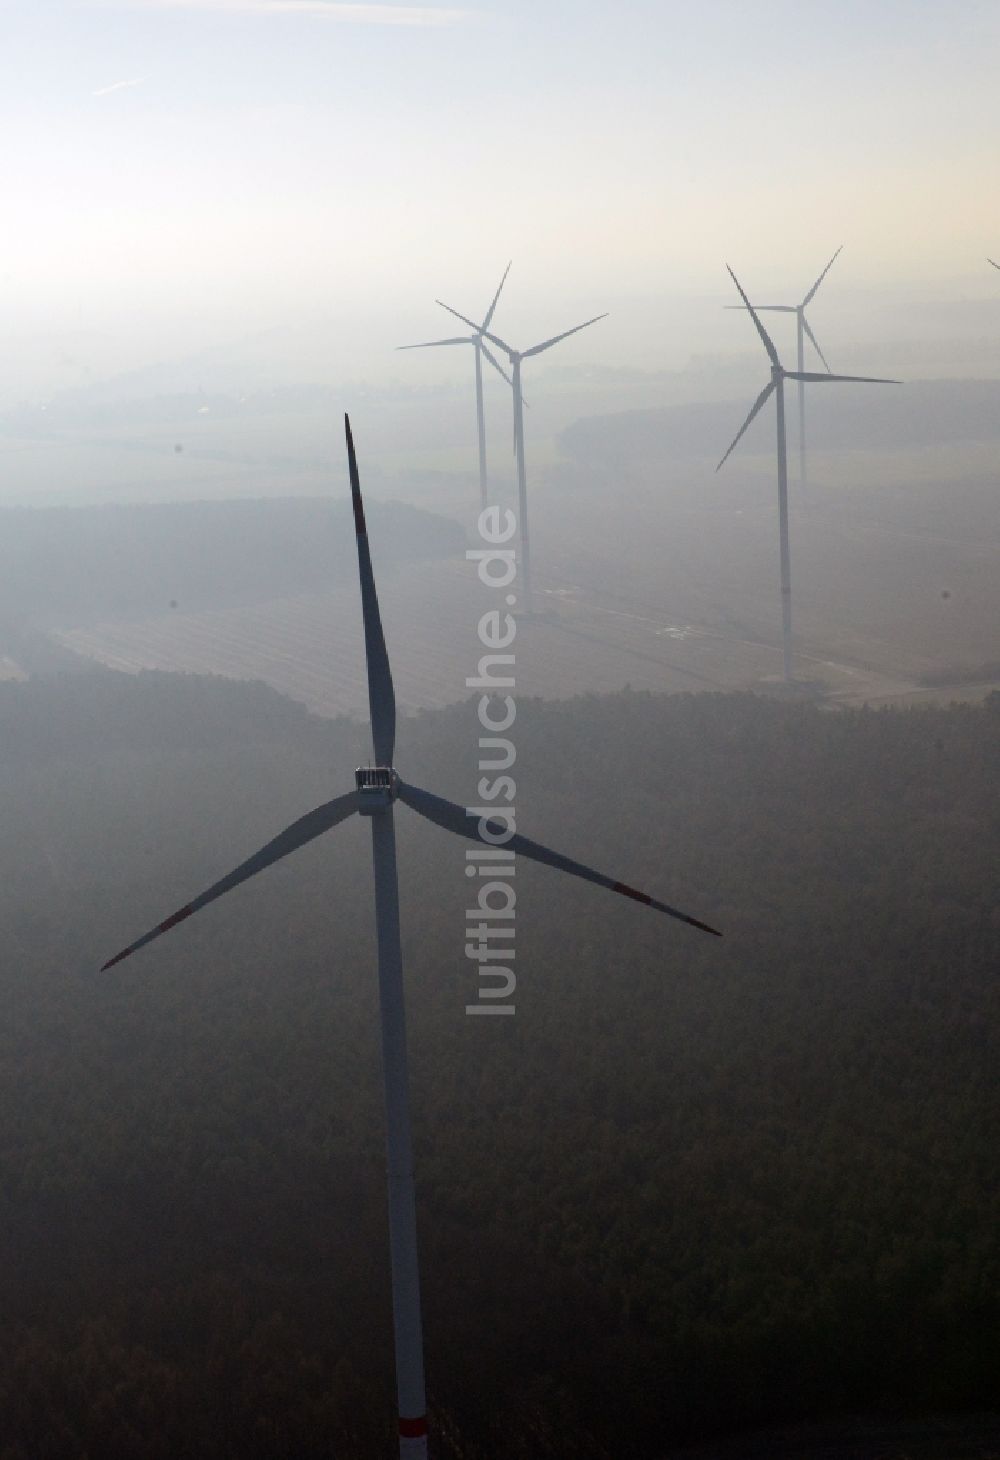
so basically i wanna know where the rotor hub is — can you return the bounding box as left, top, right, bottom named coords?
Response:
left=356, top=766, right=398, bottom=812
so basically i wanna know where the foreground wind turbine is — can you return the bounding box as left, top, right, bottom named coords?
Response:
left=101, top=416, right=720, bottom=1458
left=727, top=247, right=843, bottom=494
left=397, top=264, right=515, bottom=509
left=718, top=267, right=899, bottom=683
left=439, top=300, right=608, bottom=615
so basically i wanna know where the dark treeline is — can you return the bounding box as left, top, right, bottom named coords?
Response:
left=0, top=673, right=996, bottom=1457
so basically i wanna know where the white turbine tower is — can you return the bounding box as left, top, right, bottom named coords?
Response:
left=718, top=266, right=899, bottom=684
left=726, top=246, right=843, bottom=495
left=101, top=416, right=720, bottom=1459
left=397, top=263, right=516, bottom=508
left=439, top=300, right=608, bottom=616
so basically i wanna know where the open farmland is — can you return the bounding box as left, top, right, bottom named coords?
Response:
left=52, top=558, right=739, bottom=718
left=37, top=409, right=1000, bottom=716
left=51, top=545, right=997, bottom=717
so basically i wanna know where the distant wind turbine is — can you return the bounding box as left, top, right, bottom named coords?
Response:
left=398, top=263, right=516, bottom=508
left=439, top=300, right=608, bottom=615
left=101, top=415, right=720, bottom=1458
left=718, top=266, right=899, bottom=684
left=726, top=247, right=843, bottom=495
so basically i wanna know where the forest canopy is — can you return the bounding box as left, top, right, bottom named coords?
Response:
left=0, top=671, right=996, bottom=1458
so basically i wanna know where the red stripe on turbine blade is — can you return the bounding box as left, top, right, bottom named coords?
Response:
left=159, top=906, right=193, bottom=933
left=399, top=1416, right=428, bottom=1438
left=686, top=913, right=723, bottom=937
left=613, top=881, right=653, bottom=906
left=612, top=882, right=722, bottom=936
left=101, top=903, right=197, bottom=971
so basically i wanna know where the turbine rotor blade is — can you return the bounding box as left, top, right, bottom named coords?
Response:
left=989, top=258, right=1000, bottom=271
left=480, top=341, right=514, bottom=389
left=396, top=336, right=474, bottom=351
left=438, top=299, right=490, bottom=335
left=481, top=261, right=512, bottom=331
left=397, top=780, right=721, bottom=937
left=800, top=315, right=832, bottom=373
left=481, top=326, right=515, bottom=358
left=726, top=267, right=780, bottom=368
left=480, top=341, right=527, bottom=406
left=440, top=310, right=515, bottom=361
left=801, top=244, right=844, bottom=306
left=345, top=415, right=396, bottom=766
left=723, top=305, right=796, bottom=312
left=786, top=371, right=900, bottom=385
left=716, top=380, right=776, bottom=472
left=522, top=313, right=608, bottom=358
left=101, top=790, right=361, bottom=970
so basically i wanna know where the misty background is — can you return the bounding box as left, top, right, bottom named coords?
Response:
left=1, top=2, right=999, bottom=1457
left=3, top=0, right=1000, bottom=711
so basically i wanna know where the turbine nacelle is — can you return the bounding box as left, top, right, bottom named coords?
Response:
left=396, top=265, right=519, bottom=459
left=356, top=766, right=399, bottom=812
left=99, top=410, right=722, bottom=1458
left=102, top=413, right=720, bottom=968
left=719, top=261, right=900, bottom=685
left=435, top=300, right=606, bottom=614
left=723, top=248, right=843, bottom=376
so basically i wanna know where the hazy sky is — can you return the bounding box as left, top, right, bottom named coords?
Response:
left=5, top=0, right=1000, bottom=394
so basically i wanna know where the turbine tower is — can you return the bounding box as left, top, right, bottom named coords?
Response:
left=718, top=266, right=898, bottom=684
left=398, top=263, right=516, bottom=509
left=726, top=246, right=843, bottom=494
left=439, top=300, right=608, bottom=616
left=101, top=416, right=720, bottom=1458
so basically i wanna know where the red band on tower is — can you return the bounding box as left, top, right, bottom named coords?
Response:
left=399, top=1416, right=428, bottom=1439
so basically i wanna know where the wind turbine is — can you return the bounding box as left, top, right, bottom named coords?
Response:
left=397, top=263, right=516, bottom=509
left=438, top=300, right=608, bottom=615
left=726, top=247, right=843, bottom=495
left=101, top=415, right=720, bottom=1459
left=718, top=266, right=899, bottom=684
left=989, top=257, right=1000, bottom=271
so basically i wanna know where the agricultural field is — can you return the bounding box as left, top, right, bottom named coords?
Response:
left=51, top=535, right=998, bottom=719
left=33, top=386, right=1000, bottom=716
left=52, top=558, right=731, bottom=719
